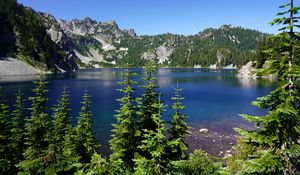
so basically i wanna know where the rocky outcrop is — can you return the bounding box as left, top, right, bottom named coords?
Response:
left=155, top=46, right=173, bottom=64
left=123, top=29, right=137, bottom=37
left=141, top=46, right=174, bottom=64
left=237, top=61, right=257, bottom=77
left=42, top=14, right=79, bottom=72
left=0, top=57, right=38, bottom=75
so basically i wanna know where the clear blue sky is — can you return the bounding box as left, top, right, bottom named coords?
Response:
left=18, top=0, right=299, bottom=36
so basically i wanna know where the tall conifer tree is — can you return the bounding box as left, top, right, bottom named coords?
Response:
left=231, top=1, right=300, bottom=174
left=109, top=68, right=139, bottom=173
left=52, top=86, right=72, bottom=146
left=74, top=89, right=99, bottom=163
left=136, top=61, right=161, bottom=159
left=138, top=60, right=160, bottom=132
left=134, top=95, right=167, bottom=175
left=167, top=83, right=189, bottom=161
left=0, top=88, right=12, bottom=174
left=50, top=86, right=80, bottom=174
left=10, top=90, right=27, bottom=172
left=18, top=81, right=52, bottom=174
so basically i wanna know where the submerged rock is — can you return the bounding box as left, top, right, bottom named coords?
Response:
left=199, top=128, right=209, bottom=134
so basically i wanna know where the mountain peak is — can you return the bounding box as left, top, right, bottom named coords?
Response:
left=84, top=17, right=97, bottom=25
left=123, top=29, right=137, bottom=37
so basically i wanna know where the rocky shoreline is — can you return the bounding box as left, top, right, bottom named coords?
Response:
left=185, top=119, right=253, bottom=158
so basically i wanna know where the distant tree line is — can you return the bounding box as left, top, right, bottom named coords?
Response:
left=114, top=27, right=266, bottom=68
left=0, top=0, right=299, bottom=174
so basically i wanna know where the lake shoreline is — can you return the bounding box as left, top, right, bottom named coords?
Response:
left=185, top=119, right=253, bottom=158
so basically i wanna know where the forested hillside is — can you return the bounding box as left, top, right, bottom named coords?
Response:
left=0, top=0, right=269, bottom=71
left=0, top=0, right=78, bottom=73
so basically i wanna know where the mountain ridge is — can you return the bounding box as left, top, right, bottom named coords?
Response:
left=0, top=0, right=270, bottom=74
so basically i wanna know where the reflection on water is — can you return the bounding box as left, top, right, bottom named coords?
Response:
left=237, top=77, right=258, bottom=88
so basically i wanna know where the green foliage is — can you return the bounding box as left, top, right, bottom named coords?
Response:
left=52, top=87, right=72, bottom=145
left=0, top=88, right=12, bottom=174
left=169, top=149, right=220, bottom=175
left=238, top=150, right=284, bottom=175
left=115, top=26, right=266, bottom=67
left=234, top=84, right=300, bottom=174
left=74, top=90, right=100, bottom=163
left=138, top=61, right=160, bottom=133
left=134, top=95, right=168, bottom=175
left=226, top=138, right=256, bottom=173
left=0, top=0, right=17, bottom=56
left=166, top=82, right=189, bottom=161
left=10, top=91, right=27, bottom=173
left=169, top=26, right=264, bottom=68
left=135, top=61, right=163, bottom=161
left=109, top=68, right=139, bottom=173
left=18, top=81, right=52, bottom=174
left=75, top=153, right=107, bottom=175
left=0, top=0, right=77, bottom=72
left=231, top=1, right=300, bottom=174
left=50, top=87, right=80, bottom=174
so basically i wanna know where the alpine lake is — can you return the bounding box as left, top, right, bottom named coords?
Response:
left=0, top=68, right=276, bottom=157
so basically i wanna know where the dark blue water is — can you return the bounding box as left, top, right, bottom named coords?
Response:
left=0, top=68, right=276, bottom=155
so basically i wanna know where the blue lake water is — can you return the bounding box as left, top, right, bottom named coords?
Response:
left=0, top=68, right=276, bottom=155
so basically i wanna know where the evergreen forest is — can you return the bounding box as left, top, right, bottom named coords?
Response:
left=0, top=0, right=300, bottom=174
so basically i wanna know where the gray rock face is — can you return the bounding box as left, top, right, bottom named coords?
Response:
left=141, top=46, right=174, bottom=64
left=40, top=13, right=79, bottom=72
left=57, top=18, right=128, bottom=40
left=237, top=61, right=256, bottom=77
left=155, top=46, right=174, bottom=64
left=124, top=29, right=137, bottom=37
left=53, top=17, right=140, bottom=67
left=0, top=57, right=38, bottom=75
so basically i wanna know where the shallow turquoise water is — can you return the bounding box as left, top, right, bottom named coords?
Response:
left=0, top=68, right=276, bottom=155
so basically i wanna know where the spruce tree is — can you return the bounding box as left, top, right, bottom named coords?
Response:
left=0, top=88, right=12, bottom=174
left=231, top=1, right=300, bottom=174
left=134, top=95, right=167, bottom=175
left=74, top=89, right=99, bottom=163
left=138, top=60, right=160, bottom=132
left=167, top=82, right=189, bottom=161
left=18, top=81, right=52, bottom=174
left=171, top=149, right=221, bottom=175
left=109, top=68, right=139, bottom=173
left=136, top=61, right=161, bottom=159
left=10, top=90, right=27, bottom=173
left=50, top=86, right=80, bottom=174
left=75, top=153, right=108, bottom=175
left=52, top=86, right=72, bottom=146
